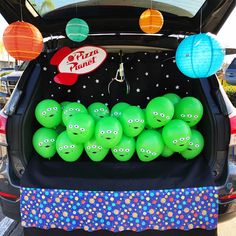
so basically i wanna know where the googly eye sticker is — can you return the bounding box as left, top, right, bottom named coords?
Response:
left=181, top=114, right=185, bottom=118
left=80, top=128, right=85, bottom=131
left=69, top=108, right=73, bottom=111
left=98, top=146, right=102, bottom=150
left=135, top=119, right=139, bottom=122
left=195, top=144, right=200, bottom=148
left=153, top=111, right=158, bottom=115
left=180, top=137, right=185, bottom=141
left=94, top=109, right=99, bottom=112
left=186, top=137, right=190, bottom=140
left=44, top=139, right=49, bottom=143
left=74, top=125, right=79, bottom=128
left=166, top=116, right=170, bottom=120
left=187, top=114, right=192, bottom=118
left=87, top=146, right=91, bottom=150
left=128, top=119, right=133, bottom=123
left=173, top=140, right=178, bottom=144
left=100, top=108, right=104, bottom=112
left=113, top=149, right=118, bottom=152
left=39, top=142, right=43, bottom=146
left=64, top=145, right=68, bottom=148
left=189, top=142, right=193, bottom=145
left=147, top=150, right=151, bottom=154
left=194, top=115, right=198, bottom=118
left=113, top=131, right=118, bottom=134
left=70, top=145, right=75, bottom=148
left=152, top=152, right=157, bottom=156
left=59, top=147, right=63, bottom=151
left=42, top=111, right=46, bottom=115
left=100, top=131, right=105, bottom=134
left=50, top=139, right=55, bottom=142
left=119, top=148, right=124, bottom=152
left=160, top=113, right=165, bottom=117
left=125, top=149, right=129, bottom=152
left=53, top=107, right=58, bottom=110
left=107, top=130, right=112, bottom=134
left=140, top=148, right=145, bottom=152
left=47, top=108, right=52, bottom=111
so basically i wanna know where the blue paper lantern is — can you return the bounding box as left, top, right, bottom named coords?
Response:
left=176, top=33, right=225, bottom=78
left=65, top=18, right=89, bottom=42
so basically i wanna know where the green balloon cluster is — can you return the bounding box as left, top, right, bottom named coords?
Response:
left=33, top=95, right=204, bottom=162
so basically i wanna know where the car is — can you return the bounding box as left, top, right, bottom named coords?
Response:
left=0, top=1, right=236, bottom=236
left=225, top=57, right=236, bottom=85
left=0, top=62, right=27, bottom=108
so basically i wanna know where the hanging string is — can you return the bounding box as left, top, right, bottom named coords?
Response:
left=75, top=3, right=78, bottom=17
left=150, top=0, right=153, bottom=9
left=199, top=8, right=203, bottom=33
left=20, top=0, right=23, bottom=21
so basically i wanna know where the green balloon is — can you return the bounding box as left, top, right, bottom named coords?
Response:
left=180, top=129, right=204, bottom=160
left=61, top=101, right=71, bottom=110
left=146, top=97, right=174, bottom=128
left=67, top=114, right=95, bottom=144
left=56, top=131, right=83, bottom=162
left=175, top=97, right=203, bottom=127
left=62, top=102, right=87, bottom=126
left=35, top=99, right=62, bottom=128
left=162, top=119, right=191, bottom=152
left=111, top=135, right=135, bottom=161
left=111, top=102, right=130, bottom=118
left=88, top=102, right=109, bottom=121
left=136, top=130, right=164, bottom=162
left=84, top=138, right=109, bottom=162
left=95, top=117, right=123, bottom=148
left=161, top=145, right=174, bottom=157
left=163, top=93, right=181, bottom=106
left=119, top=106, right=145, bottom=137
left=33, top=128, right=58, bottom=159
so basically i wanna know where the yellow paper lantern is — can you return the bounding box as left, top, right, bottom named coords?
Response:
left=139, top=9, right=164, bottom=34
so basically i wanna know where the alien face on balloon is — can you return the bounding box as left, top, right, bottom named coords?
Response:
left=62, top=102, right=87, bottom=126
left=67, top=114, right=95, bottom=144
left=56, top=131, right=83, bottom=162
left=119, top=106, right=145, bottom=137
left=136, top=130, right=164, bottom=162
left=111, top=102, right=130, bottom=118
left=162, top=119, right=191, bottom=152
left=175, top=97, right=203, bottom=127
left=180, top=129, right=204, bottom=160
left=146, top=97, right=174, bottom=128
left=35, top=99, right=62, bottom=128
left=33, top=127, right=58, bottom=159
left=85, top=138, right=109, bottom=162
left=111, top=135, right=135, bottom=161
left=95, top=117, right=123, bottom=148
left=88, top=102, right=109, bottom=121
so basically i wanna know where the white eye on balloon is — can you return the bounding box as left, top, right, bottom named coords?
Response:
left=114, top=112, right=118, bottom=116
left=105, top=110, right=109, bottom=113
left=69, top=108, right=73, bottom=111
left=94, top=109, right=99, bottom=112
left=47, top=108, right=52, bottom=111
left=189, top=142, right=193, bottom=145
left=74, top=125, right=79, bottom=128
left=100, top=108, right=104, bottom=112
left=160, top=113, right=165, bottom=117
left=39, top=142, right=43, bottom=146
left=69, top=124, right=73, bottom=128
left=153, top=111, right=158, bottom=115
left=140, top=148, right=145, bottom=152
left=140, top=120, right=144, bottom=123
left=42, top=111, right=46, bottom=115
left=70, top=145, right=75, bottom=148
left=187, top=114, right=192, bottom=118
left=166, top=116, right=170, bottom=120
left=75, top=108, right=80, bottom=111
left=100, top=131, right=105, bottom=134
left=173, top=140, right=178, bottom=144
left=186, top=137, right=190, bottom=140
left=80, top=128, right=85, bottom=131
left=125, top=149, right=129, bottom=152
left=181, top=114, right=186, bottom=118
left=152, top=152, right=157, bottom=156
left=195, top=144, right=200, bottom=148
left=50, top=139, right=55, bottom=142
left=128, top=119, right=133, bottom=123
left=64, top=145, right=68, bottom=148
left=119, top=148, right=124, bottom=152
left=180, top=137, right=185, bottom=141
left=59, top=147, right=63, bottom=151
left=98, top=146, right=102, bottom=150
left=113, top=131, right=118, bottom=135
left=113, top=149, right=118, bottom=152
left=44, top=139, right=49, bottom=143
left=194, top=115, right=198, bottom=118
left=53, top=107, right=58, bottom=111
left=147, top=150, right=151, bottom=154
left=92, top=145, right=96, bottom=148
left=107, top=130, right=112, bottom=134
left=87, top=146, right=91, bottom=150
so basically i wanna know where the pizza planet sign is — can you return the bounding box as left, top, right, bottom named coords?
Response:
left=58, top=46, right=107, bottom=75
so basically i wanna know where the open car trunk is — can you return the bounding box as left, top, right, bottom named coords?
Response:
left=5, top=36, right=230, bottom=235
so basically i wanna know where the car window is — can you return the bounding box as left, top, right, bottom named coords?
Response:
left=27, top=0, right=206, bottom=17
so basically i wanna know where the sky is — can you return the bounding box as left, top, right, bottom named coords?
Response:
left=0, top=5, right=236, bottom=62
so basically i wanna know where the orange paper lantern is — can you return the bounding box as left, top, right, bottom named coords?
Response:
left=139, top=9, right=164, bottom=34
left=3, top=21, right=43, bottom=61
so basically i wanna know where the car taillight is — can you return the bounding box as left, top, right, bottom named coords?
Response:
left=0, top=111, right=7, bottom=145
left=229, top=113, right=236, bottom=146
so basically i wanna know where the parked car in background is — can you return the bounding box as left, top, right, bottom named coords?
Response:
left=225, top=58, right=236, bottom=85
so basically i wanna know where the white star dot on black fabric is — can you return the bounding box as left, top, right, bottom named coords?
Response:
left=186, top=92, right=189, bottom=95
left=91, top=95, right=94, bottom=98
left=44, top=55, right=47, bottom=58
left=136, top=88, right=141, bottom=92
left=173, top=60, right=176, bottom=63
left=176, top=85, right=180, bottom=90
left=156, top=84, right=159, bottom=87
left=144, top=53, right=147, bottom=55
left=138, top=59, right=141, bottom=62
left=137, top=77, right=139, bottom=80
left=101, top=93, right=104, bottom=97
left=105, top=68, right=108, bottom=71
left=145, top=72, right=149, bottom=76
left=88, top=76, right=90, bottom=79
left=131, top=67, right=133, bottom=70
left=95, top=79, right=99, bottom=83
left=166, top=74, right=169, bottom=78
left=165, top=88, right=167, bottom=90
left=161, top=64, right=164, bottom=67
left=187, top=80, right=190, bottom=82
left=155, top=55, right=159, bottom=59
left=105, top=103, right=108, bottom=106
left=127, top=57, right=129, bottom=60
left=83, top=85, right=86, bottom=89
left=58, top=87, right=61, bottom=90
left=67, top=89, right=71, bottom=93
left=116, top=98, right=119, bottom=101
left=51, top=94, right=54, bottom=97
left=147, top=97, right=150, bottom=100
left=77, top=100, right=81, bottom=103
left=111, top=57, right=114, bottom=60
left=165, top=53, right=168, bottom=56
left=49, top=81, right=52, bottom=84
left=43, top=67, right=47, bottom=71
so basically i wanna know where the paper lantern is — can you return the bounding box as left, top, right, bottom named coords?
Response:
left=176, top=33, right=225, bottom=78
left=3, top=21, right=43, bottom=61
left=66, top=18, right=89, bottom=42
left=139, top=9, right=164, bottom=34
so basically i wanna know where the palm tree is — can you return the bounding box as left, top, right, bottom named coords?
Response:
left=39, top=0, right=55, bottom=15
